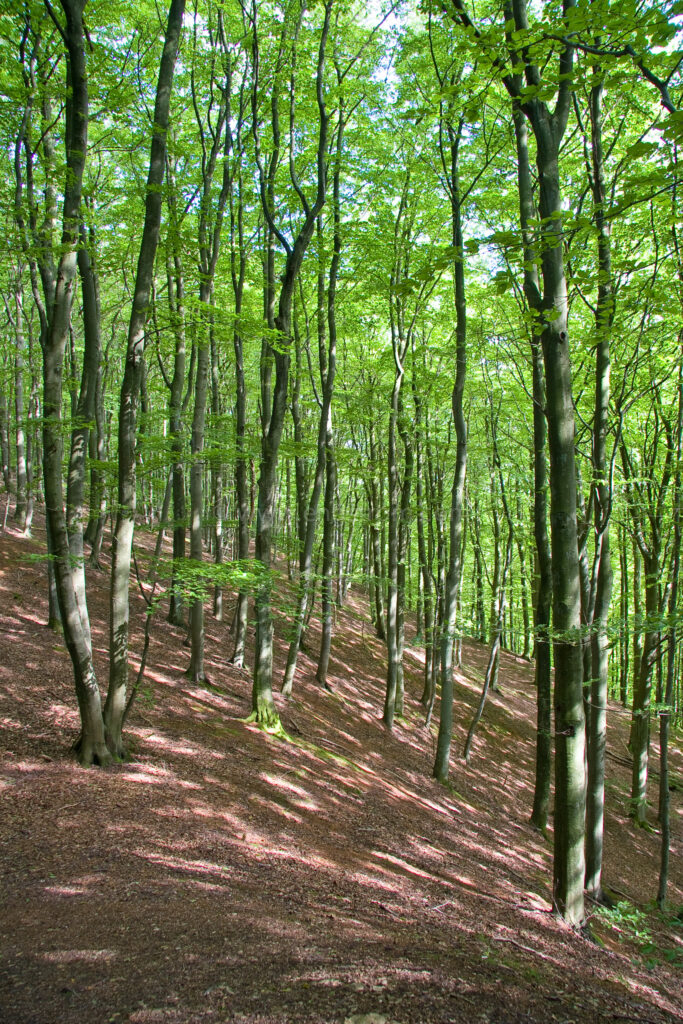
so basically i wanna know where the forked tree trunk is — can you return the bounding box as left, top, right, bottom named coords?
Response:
left=41, top=0, right=110, bottom=766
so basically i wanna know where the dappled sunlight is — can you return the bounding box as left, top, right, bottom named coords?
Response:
left=370, top=849, right=449, bottom=885
left=43, top=883, right=95, bottom=897
left=116, top=765, right=202, bottom=789
left=139, top=731, right=224, bottom=760
left=2, top=523, right=682, bottom=1024
left=137, top=850, right=234, bottom=885
left=41, top=949, right=118, bottom=964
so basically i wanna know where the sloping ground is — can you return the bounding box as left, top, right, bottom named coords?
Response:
left=0, top=515, right=681, bottom=1024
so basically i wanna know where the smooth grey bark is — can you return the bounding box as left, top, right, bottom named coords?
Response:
left=581, top=71, right=615, bottom=902
left=316, top=407, right=336, bottom=689
left=657, top=354, right=681, bottom=907
left=14, top=18, right=62, bottom=623
left=187, top=34, right=233, bottom=683
left=507, top=20, right=555, bottom=838
left=508, top=0, right=585, bottom=925
left=105, top=0, right=185, bottom=757
left=187, top=295, right=212, bottom=683
left=0, top=384, right=10, bottom=493
left=414, top=403, right=433, bottom=704
left=283, top=118, right=343, bottom=697
left=530, top=338, right=553, bottom=831
left=210, top=324, right=224, bottom=620
left=618, top=522, right=629, bottom=706
left=620, top=413, right=672, bottom=825
left=365, top=418, right=386, bottom=641
left=64, top=215, right=102, bottom=655
left=394, top=395, right=414, bottom=709
left=230, top=125, right=249, bottom=663
left=514, top=488, right=531, bottom=659
left=433, top=115, right=467, bottom=781
left=249, top=0, right=332, bottom=726
left=164, top=165, right=189, bottom=628
left=464, top=417, right=514, bottom=763
left=84, top=251, right=108, bottom=567
left=384, top=173, right=425, bottom=727
left=40, top=0, right=109, bottom=765
left=13, top=280, right=28, bottom=530
left=448, top=0, right=585, bottom=924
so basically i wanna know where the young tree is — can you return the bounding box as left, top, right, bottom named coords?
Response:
left=248, top=0, right=333, bottom=727
left=105, top=0, right=186, bottom=758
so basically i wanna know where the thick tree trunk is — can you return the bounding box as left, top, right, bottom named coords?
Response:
left=40, top=0, right=110, bottom=766
left=65, top=218, right=101, bottom=652
left=534, top=115, right=586, bottom=925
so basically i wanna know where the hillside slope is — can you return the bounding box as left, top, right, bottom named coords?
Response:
left=0, top=516, right=681, bottom=1024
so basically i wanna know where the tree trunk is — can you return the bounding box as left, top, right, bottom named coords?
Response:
left=250, top=0, right=331, bottom=726
left=433, top=118, right=467, bottom=782
left=584, top=71, right=614, bottom=902
left=105, top=0, right=185, bottom=757
left=13, top=279, right=28, bottom=531
left=40, top=0, right=110, bottom=766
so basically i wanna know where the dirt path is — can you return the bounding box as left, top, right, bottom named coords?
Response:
left=0, top=517, right=681, bottom=1023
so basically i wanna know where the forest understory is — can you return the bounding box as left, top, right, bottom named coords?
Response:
left=0, top=513, right=681, bottom=1024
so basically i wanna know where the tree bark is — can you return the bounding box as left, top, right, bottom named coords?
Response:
left=105, top=0, right=185, bottom=757
left=433, top=117, right=467, bottom=782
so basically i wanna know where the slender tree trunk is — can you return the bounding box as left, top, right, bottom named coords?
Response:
left=316, top=409, right=336, bottom=690
left=250, top=0, right=331, bottom=725
left=433, top=118, right=467, bottom=782
left=284, top=117, right=343, bottom=694
left=584, top=71, right=614, bottom=902
left=0, top=388, right=10, bottom=496
left=105, top=0, right=185, bottom=757
left=13, top=280, right=28, bottom=531
left=658, top=357, right=681, bottom=906
left=85, top=347, right=106, bottom=565
left=166, top=244, right=188, bottom=627
left=187, top=290, right=212, bottom=683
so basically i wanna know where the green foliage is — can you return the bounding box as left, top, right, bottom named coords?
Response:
left=593, top=900, right=683, bottom=969
left=162, top=557, right=274, bottom=604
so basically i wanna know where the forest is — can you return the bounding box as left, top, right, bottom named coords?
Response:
left=0, top=0, right=682, bottom=1020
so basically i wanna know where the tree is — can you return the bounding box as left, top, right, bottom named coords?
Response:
left=105, top=0, right=186, bottom=758
left=248, top=0, right=333, bottom=728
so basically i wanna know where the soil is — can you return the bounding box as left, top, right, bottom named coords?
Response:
left=0, top=511, right=681, bottom=1024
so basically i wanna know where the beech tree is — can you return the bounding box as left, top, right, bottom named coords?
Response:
left=0, top=0, right=681, bottom=923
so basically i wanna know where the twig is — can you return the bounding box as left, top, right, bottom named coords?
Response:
left=492, top=935, right=553, bottom=962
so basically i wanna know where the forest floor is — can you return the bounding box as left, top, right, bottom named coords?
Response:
left=0, top=512, right=682, bottom=1024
